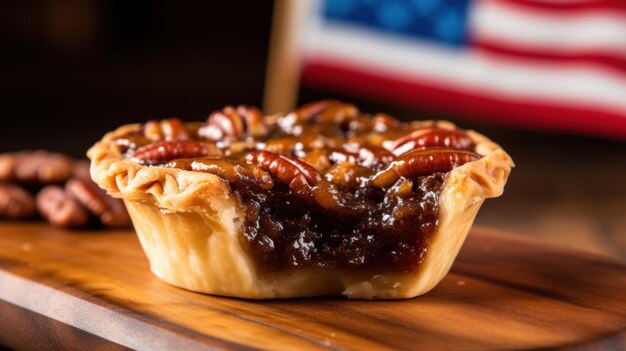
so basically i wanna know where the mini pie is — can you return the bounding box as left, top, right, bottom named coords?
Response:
left=88, top=101, right=513, bottom=299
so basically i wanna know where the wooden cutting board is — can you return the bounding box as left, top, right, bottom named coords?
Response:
left=0, top=222, right=625, bottom=351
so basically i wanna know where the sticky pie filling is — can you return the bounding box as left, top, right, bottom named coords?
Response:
left=111, top=101, right=481, bottom=274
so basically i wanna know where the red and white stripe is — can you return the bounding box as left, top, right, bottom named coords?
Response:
left=472, top=0, right=626, bottom=71
left=297, top=0, right=626, bottom=138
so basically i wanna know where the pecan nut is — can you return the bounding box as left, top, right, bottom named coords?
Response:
left=166, top=158, right=274, bottom=190
left=200, top=106, right=245, bottom=140
left=390, top=128, right=475, bottom=155
left=143, top=118, right=190, bottom=141
left=300, top=149, right=331, bottom=172
left=263, top=137, right=299, bottom=155
left=372, top=113, right=401, bottom=132
left=37, top=185, right=90, bottom=228
left=324, top=162, right=373, bottom=188
left=0, top=183, right=36, bottom=219
left=143, top=120, right=163, bottom=141
left=245, top=151, right=322, bottom=191
left=371, top=149, right=481, bottom=188
left=294, top=100, right=359, bottom=125
left=329, top=146, right=395, bottom=170
left=293, top=100, right=336, bottom=122
left=131, top=140, right=222, bottom=165
left=66, top=178, right=131, bottom=229
left=199, top=105, right=268, bottom=141
left=0, top=151, right=73, bottom=184
left=236, top=105, right=268, bottom=138
left=160, top=118, right=190, bottom=141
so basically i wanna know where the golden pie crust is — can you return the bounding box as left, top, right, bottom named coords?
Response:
left=88, top=121, right=513, bottom=299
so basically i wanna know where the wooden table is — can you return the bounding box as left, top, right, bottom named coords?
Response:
left=1, top=222, right=625, bottom=350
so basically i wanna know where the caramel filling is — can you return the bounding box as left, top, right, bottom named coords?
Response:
left=113, top=101, right=480, bottom=273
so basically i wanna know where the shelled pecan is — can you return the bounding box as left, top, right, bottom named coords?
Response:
left=245, top=151, right=322, bottom=191
left=390, top=128, right=475, bottom=155
left=371, top=149, right=481, bottom=188
left=66, top=178, right=130, bottom=228
left=0, top=151, right=73, bottom=184
left=143, top=118, right=191, bottom=141
left=294, top=100, right=359, bottom=126
left=199, top=105, right=268, bottom=141
left=0, top=183, right=36, bottom=219
left=131, top=140, right=222, bottom=165
left=329, top=146, right=395, bottom=170
left=37, top=185, right=90, bottom=228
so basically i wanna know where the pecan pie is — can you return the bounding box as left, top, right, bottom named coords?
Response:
left=88, top=101, right=513, bottom=299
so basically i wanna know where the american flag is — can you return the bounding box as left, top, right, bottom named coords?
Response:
left=296, top=0, right=626, bottom=138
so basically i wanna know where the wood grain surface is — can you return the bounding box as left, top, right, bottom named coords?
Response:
left=0, top=222, right=625, bottom=351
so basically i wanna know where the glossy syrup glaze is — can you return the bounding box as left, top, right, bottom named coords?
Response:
left=113, top=101, right=481, bottom=273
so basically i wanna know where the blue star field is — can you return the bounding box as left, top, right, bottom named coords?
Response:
left=323, top=0, right=472, bottom=47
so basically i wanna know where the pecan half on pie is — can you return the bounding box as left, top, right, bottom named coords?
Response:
left=88, top=100, right=513, bottom=299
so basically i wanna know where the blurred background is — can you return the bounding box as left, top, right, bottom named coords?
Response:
left=1, top=0, right=624, bottom=260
